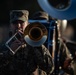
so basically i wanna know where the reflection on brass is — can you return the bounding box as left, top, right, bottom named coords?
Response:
left=24, top=22, right=48, bottom=47
left=48, top=0, right=70, bottom=10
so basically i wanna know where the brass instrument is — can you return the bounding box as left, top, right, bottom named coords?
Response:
left=24, top=22, right=48, bottom=47
left=5, top=31, right=23, bottom=54
left=5, top=22, right=48, bottom=54
left=37, top=0, right=76, bottom=20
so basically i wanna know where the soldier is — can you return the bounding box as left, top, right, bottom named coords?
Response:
left=0, top=10, right=54, bottom=75
left=56, top=20, right=75, bottom=75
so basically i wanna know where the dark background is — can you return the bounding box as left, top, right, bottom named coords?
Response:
left=0, top=0, right=42, bottom=24
left=0, top=0, right=76, bottom=25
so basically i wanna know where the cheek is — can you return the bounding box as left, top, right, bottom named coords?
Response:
left=23, top=25, right=27, bottom=31
left=22, top=22, right=28, bottom=31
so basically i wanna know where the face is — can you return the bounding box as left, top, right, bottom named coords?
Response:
left=10, top=20, right=28, bottom=34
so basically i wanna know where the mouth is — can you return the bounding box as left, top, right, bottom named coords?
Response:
left=15, top=29, right=23, bottom=34
left=18, top=29, right=24, bottom=34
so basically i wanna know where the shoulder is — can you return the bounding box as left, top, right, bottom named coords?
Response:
left=41, top=45, right=48, bottom=51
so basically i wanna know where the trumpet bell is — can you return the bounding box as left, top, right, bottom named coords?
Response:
left=24, top=22, right=48, bottom=47
left=37, top=0, right=76, bottom=20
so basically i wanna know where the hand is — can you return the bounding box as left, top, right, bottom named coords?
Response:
left=10, top=40, right=22, bottom=52
left=63, top=58, right=72, bottom=69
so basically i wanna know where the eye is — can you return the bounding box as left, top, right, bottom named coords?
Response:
left=19, top=21, right=24, bottom=24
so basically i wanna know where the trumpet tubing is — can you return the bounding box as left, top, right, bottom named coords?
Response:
left=5, top=31, right=23, bottom=54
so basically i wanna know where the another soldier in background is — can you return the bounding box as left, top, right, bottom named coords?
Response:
left=56, top=20, right=76, bottom=75
left=31, top=11, right=55, bottom=75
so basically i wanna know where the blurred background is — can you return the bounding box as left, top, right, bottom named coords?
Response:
left=0, top=0, right=42, bottom=24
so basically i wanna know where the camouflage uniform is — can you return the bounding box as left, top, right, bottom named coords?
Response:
left=58, top=39, right=74, bottom=75
left=0, top=43, right=54, bottom=75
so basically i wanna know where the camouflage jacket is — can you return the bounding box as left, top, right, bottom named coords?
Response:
left=59, top=39, right=74, bottom=75
left=0, top=43, right=54, bottom=75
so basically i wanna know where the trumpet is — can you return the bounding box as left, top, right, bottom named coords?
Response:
left=37, top=0, right=76, bottom=20
left=24, top=22, right=48, bottom=47
left=5, top=22, right=48, bottom=54
left=5, top=30, right=23, bottom=54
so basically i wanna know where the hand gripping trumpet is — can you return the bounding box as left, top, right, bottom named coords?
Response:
left=5, top=22, right=48, bottom=54
left=5, top=30, right=24, bottom=54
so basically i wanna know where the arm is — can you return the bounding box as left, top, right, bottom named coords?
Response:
left=34, top=45, right=54, bottom=75
left=59, top=42, right=74, bottom=75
